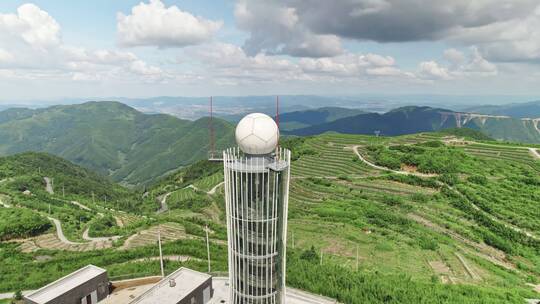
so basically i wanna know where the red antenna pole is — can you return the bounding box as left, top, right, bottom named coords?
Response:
left=209, top=96, right=214, bottom=156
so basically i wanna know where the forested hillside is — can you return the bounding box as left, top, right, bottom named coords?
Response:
left=286, top=106, right=540, bottom=143
left=0, top=101, right=235, bottom=185
left=464, top=100, right=540, bottom=118
left=279, top=107, right=365, bottom=131
left=1, top=130, right=539, bottom=303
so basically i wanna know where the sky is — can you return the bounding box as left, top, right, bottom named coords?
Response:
left=1, top=0, right=540, bottom=102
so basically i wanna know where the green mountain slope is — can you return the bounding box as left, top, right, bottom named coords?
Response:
left=279, top=107, right=366, bottom=131
left=287, top=106, right=540, bottom=143
left=1, top=132, right=540, bottom=303
left=0, top=101, right=235, bottom=185
left=134, top=132, right=540, bottom=302
left=463, top=100, right=540, bottom=118
left=0, top=152, right=147, bottom=244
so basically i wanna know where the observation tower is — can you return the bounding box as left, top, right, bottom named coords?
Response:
left=223, top=113, right=291, bottom=304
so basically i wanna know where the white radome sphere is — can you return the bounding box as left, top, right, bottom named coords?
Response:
left=235, top=113, right=279, bottom=155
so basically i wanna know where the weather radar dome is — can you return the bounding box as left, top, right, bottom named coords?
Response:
left=235, top=113, right=279, bottom=155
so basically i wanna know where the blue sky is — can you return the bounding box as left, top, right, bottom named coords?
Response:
left=0, top=0, right=539, bottom=102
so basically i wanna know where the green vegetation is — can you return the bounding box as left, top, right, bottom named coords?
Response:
left=285, top=132, right=540, bottom=301
left=364, top=142, right=473, bottom=174
left=286, top=106, right=540, bottom=143
left=279, top=107, right=366, bottom=131
left=88, top=215, right=119, bottom=237
left=439, top=127, right=494, bottom=140
left=0, top=126, right=539, bottom=302
left=287, top=249, right=533, bottom=304
left=0, top=208, right=50, bottom=241
left=0, top=101, right=235, bottom=185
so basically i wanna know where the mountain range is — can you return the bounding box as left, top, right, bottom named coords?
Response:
left=462, top=100, right=540, bottom=118
left=0, top=101, right=538, bottom=188
left=0, top=101, right=234, bottom=185
left=284, top=106, right=540, bottom=143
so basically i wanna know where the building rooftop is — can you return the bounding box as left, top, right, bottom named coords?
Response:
left=24, top=265, right=106, bottom=304
left=209, top=277, right=337, bottom=304
left=129, top=268, right=211, bottom=304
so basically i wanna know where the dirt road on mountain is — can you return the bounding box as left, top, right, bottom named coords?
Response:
left=352, top=145, right=437, bottom=178
left=44, top=177, right=54, bottom=194
left=157, top=192, right=171, bottom=213
left=48, top=217, right=83, bottom=245
left=529, top=148, right=540, bottom=160
left=82, top=228, right=120, bottom=242
left=207, top=182, right=224, bottom=195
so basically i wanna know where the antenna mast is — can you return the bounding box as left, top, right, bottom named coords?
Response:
left=209, top=96, right=215, bottom=158
left=276, top=96, right=280, bottom=156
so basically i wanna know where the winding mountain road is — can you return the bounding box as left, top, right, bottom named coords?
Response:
left=47, top=217, right=83, bottom=245
left=156, top=181, right=224, bottom=214
left=207, top=181, right=224, bottom=195
left=352, top=145, right=437, bottom=177
left=82, top=228, right=120, bottom=242
left=353, top=143, right=540, bottom=242
left=157, top=192, right=171, bottom=213
left=44, top=177, right=54, bottom=194
left=529, top=148, right=540, bottom=160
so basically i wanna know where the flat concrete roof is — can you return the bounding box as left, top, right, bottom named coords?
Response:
left=129, top=268, right=211, bottom=304
left=25, top=265, right=106, bottom=304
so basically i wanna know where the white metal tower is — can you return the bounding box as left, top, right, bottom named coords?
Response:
left=223, top=113, right=291, bottom=304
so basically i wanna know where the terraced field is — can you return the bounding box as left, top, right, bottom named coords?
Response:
left=120, top=222, right=187, bottom=250
left=286, top=132, right=540, bottom=299
left=18, top=233, right=113, bottom=252
left=192, top=172, right=223, bottom=192
left=460, top=142, right=540, bottom=172
left=2, top=132, right=540, bottom=303
left=291, top=135, right=378, bottom=178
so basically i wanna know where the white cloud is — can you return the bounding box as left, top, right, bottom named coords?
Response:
left=0, top=49, right=13, bottom=63
left=117, top=0, right=222, bottom=48
left=443, top=48, right=466, bottom=66
left=419, top=48, right=497, bottom=80
left=0, top=4, right=166, bottom=84
left=235, top=0, right=343, bottom=57
left=449, top=5, right=540, bottom=62
left=234, top=0, right=540, bottom=64
left=0, top=3, right=61, bottom=50
left=419, top=61, right=452, bottom=80
left=185, top=43, right=414, bottom=85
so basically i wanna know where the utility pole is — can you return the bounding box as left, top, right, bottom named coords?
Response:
left=158, top=227, right=164, bottom=277
left=62, top=185, right=65, bottom=197
left=205, top=225, right=211, bottom=273
left=48, top=204, right=51, bottom=214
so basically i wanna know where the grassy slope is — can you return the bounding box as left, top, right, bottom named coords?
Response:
left=145, top=131, right=540, bottom=302
left=0, top=101, right=235, bottom=185
left=1, top=132, right=539, bottom=302
left=0, top=154, right=228, bottom=292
